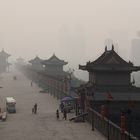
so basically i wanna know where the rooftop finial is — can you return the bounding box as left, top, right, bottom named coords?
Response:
left=132, top=76, right=135, bottom=85
left=112, top=44, right=114, bottom=50
left=105, top=46, right=107, bottom=52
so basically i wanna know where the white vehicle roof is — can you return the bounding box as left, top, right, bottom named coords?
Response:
left=6, top=97, right=16, bottom=103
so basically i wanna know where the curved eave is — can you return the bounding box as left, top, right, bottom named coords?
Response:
left=29, top=60, right=33, bottom=64
left=0, top=51, right=11, bottom=57
left=29, top=60, right=43, bottom=64
left=79, top=65, right=87, bottom=70
left=80, top=65, right=140, bottom=72
left=87, top=68, right=140, bottom=72
left=42, top=61, right=68, bottom=66
left=132, top=66, right=140, bottom=72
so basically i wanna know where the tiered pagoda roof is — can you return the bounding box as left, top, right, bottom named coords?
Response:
left=29, top=56, right=43, bottom=64
left=0, top=49, right=10, bottom=58
left=42, top=54, right=68, bottom=66
left=79, top=45, right=140, bottom=72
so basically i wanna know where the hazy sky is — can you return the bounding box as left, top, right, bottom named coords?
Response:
left=0, top=0, right=140, bottom=80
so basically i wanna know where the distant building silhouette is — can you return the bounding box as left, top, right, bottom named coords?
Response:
left=29, top=56, right=44, bottom=71
left=42, top=54, right=68, bottom=76
left=131, top=31, right=140, bottom=87
left=0, top=49, right=10, bottom=73
left=131, top=32, right=140, bottom=65
left=17, top=57, right=26, bottom=65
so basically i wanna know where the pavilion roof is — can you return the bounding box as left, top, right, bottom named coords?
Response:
left=42, top=54, right=68, bottom=66
left=0, top=49, right=10, bottom=57
left=79, top=45, right=140, bottom=72
left=29, top=56, right=43, bottom=64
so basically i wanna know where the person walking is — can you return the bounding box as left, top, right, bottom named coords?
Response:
left=56, top=109, right=59, bottom=119
left=63, top=108, right=67, bottom=120
left=34, top=103, right=37, bottom=114
left=60, top=102, right=64, bottom=112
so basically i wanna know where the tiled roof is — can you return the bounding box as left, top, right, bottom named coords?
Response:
left=0, top=49, right=10, bottom=57
left=79, top=46, right=140, bottom=72
left=29, top=56, right=43, bottom=64
left=42, top=54, right=68, bottom=66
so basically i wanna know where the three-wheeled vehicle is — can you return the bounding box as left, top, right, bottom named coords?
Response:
left=6, top=97, right=16, bottom=113
left=60, top=96, right=75, bottom=113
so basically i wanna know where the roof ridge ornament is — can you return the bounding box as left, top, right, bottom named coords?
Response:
left=132, top=76, right=135, bottom=85
left=112, top=44, right=114, bottom=50
left=53, top=53, right=56, bottom=56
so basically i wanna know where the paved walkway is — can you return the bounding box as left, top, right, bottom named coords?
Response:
left=0, top=70, right=106, bottom=140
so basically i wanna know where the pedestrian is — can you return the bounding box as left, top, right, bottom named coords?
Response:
left=56, top=109, right=59, bottom=119
left=34, top=103, right=37, bottom=114
left=60, top=102, right=64, bottom=112
left=63, top=108, right=67, bottom=120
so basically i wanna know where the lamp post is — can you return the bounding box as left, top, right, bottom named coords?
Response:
left=120, top=109, right=126, bottom=140
left=106, top=92, right=113, bottom=140
left=75, top=97, right=78, bottom=116
left=126, top=108, right=132, bottom=140
left=91, top=88, right=95, bottom=131
left=67, top=69, right=74, bottom=96
left=107, top=100, right=110, bottom=140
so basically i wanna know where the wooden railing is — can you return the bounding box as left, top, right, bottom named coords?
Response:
left=88, top=108, right=139, bottom=140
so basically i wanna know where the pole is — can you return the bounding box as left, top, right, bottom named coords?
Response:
left=92, top=110, right=94, bottom=131
left=107, top=101, right=110, bottom=140
left=128, top=111, right=131, bottom=140
left=91, top=89, right=95, bottom=131
left=75, top=98, right=78, bottom=116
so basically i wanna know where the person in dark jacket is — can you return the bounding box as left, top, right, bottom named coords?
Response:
left=63, top=108, right=67, bottom=120
left=56, top=109, right=59, bottom=119
left=34, top=103, right=37, bottom=114
left=60, top=102, right=64, bottom=112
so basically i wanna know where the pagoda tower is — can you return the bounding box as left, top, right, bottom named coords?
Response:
left=79, top=45, right=140, bottom=138
left=42, top=54, right=68, bottom=76
left=79, top=45, right=140, bottom=91
left=0, top=49, right=11, bottom=73
left=29, top=56, right=44, bottom=71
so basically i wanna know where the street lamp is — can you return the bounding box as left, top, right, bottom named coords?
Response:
left=126, top=108, right=132, bottom=140
left=120, top=109, right=126, bottom=140
left=91, top=88, right=95, bottom=131
left=106, top=92, right=113, bottom=140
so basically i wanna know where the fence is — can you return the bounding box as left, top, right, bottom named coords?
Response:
left=88, top=108, right=139, bottom=140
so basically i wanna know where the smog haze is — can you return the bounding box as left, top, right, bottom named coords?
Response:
left=1, top=0, right=140, bottom=79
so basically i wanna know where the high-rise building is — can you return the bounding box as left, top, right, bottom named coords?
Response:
left=131, top=31, right=140, bottom=86
left=0, top=49, right=10, bottom=73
